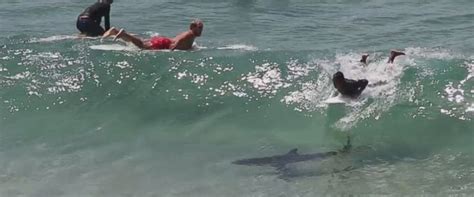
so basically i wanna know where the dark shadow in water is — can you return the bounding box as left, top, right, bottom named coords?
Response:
left=275, top=145, right=374, bottom=181
left=232, top=137, right=375, bottom=181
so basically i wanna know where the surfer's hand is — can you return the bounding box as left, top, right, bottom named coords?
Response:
left=169, top=43, right=177, bottom=51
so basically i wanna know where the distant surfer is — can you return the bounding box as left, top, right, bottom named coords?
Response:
left=101, top=19, right=204, bottom=51
left=332, top=71, right=368, bottom=98
left=359, top=50, right=405, bottom=64
left=76, top=0, right=113, bottom=37
left=388, top=50, right=405, bottom=63
left=360, top=54, right=369, bottom=64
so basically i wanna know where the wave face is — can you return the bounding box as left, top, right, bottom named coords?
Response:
left=0, top=0, right=473, bottom=196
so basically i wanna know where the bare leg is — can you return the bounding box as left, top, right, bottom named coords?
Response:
left=102, top=27, right=119, bottom=39
left=387, top=50, right=405, bottom=63
left=102, top=27, right=150, bottom=49
left=360, top=54, right=369, bottom=64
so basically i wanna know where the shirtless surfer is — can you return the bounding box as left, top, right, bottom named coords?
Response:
left=101, top=19, right=204, bottom=50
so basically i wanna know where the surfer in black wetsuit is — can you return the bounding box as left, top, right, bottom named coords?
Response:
left=76, top=0, right=113, bottom=37
left=332, top=71, right=368, bottom=98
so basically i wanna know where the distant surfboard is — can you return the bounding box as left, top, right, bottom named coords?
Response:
left=30, top=35, right=99, bottom=43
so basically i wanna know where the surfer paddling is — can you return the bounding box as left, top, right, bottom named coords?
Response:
left=101, top=19, right=204, bottom=50
left=334, top=50, right=405, bottom=97
left=76, top=0, right=113, bottom=37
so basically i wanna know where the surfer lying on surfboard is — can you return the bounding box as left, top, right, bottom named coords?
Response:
left=333, top=50, right=405, bottom=97
left=101, top=19, right=203, bottom=51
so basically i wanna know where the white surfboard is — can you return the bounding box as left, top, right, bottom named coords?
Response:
left=89, top=44, right=137, bottom=51
left=323, top=95, right=356, bottom=104
left=89, top=44, right=177, bottom=52
left=216, top=44, right=258, bottom=51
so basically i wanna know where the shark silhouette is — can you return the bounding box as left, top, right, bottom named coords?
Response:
left=233, top=137, right=352, bottom=169
left=232, top=148, right=338, bottom=169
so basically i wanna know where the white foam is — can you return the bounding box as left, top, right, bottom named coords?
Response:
left=464, top=61, right=474, bottom=83
left=444, top=83, right=465, bottom=103
left=282, top=58, right=333, bottom=109
left=115, top=61, right=132, bottom=69
left=286, top=59, right=317, bottom=81
left=467, top=104, right=474, bottom=113
left=437, top=59, right=474, bottom=118
left=243, top=63, right=286, bottom=96
left=232, top=92, right=248, bottom=98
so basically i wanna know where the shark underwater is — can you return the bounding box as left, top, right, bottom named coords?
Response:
left=232, top=148, right=338, bottom=169
left=232, top=137, right=352, bottom=170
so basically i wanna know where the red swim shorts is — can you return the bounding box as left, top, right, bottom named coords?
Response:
left=149, top=36, right=172, bottom=50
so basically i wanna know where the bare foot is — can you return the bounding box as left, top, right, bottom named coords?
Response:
left=360, top=54, right=369, bottom=64
left=388, top=50, right=405, bottom=63
left=102, top=27, right=118, bottom=39
left=113, top=29, right=125, bottom=41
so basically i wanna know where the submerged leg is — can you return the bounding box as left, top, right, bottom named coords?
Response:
left=387, top=50, right=405, bottom=63
left=342, top=135, right=352, bottom=152
left=360, top=54, right=369, bottom=64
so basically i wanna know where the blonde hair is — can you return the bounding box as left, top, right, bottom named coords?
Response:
left=190, top=19, right=203, bottom=29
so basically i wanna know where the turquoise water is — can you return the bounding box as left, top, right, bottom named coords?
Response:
left=0, top=0, right=473, bottom=196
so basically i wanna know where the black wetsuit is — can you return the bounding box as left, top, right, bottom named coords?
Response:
left=334, top=78, right=368, bottom=98
left=76, top=2, right=111, bottom=37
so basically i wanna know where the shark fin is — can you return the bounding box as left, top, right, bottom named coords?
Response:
left=287, top=148, right=298, bottom=155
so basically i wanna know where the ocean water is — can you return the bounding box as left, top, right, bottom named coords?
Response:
left=0, top=0, right=473, bottom=196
